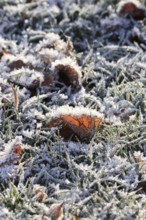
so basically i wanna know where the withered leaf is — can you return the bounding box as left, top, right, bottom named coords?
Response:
left=49, top=202, right=64, bottom=220
left=56, top=64, right=80, bottom=87
left=48, top=115, right=102, bottom=143
left=119, top=2, right=146, bottom=20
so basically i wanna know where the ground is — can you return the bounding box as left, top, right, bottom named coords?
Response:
left=0, top=0, right=146, bottom=219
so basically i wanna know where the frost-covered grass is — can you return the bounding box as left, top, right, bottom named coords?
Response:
left=0, top=0, right=146, bottom=219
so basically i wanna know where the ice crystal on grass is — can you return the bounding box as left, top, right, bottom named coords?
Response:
left=36, top=33, right=66, bottom=53
left=46, top=105, right=104, bottom=119
left=8, top=68, right=44, bottom=89
left=39, top=48, right=65, bottom=63
left=0, top=136, right=22, bottom=164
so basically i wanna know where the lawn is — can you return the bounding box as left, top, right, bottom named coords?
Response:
left=0, top=0, right=146, bottom=219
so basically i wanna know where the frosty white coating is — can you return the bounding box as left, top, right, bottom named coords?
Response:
left=52, top=57, right=82, bottom=77
left=39, top=48, right=65, bottom=63
left=0, top=1, right=146, bottom=218
left=8, top=68, right=44, bottom=87
left=46, top=105, right=104, bottom=120
left=36, top=32, right=65, bottom=52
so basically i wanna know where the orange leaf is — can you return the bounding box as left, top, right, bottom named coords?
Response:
left=48, top=114, right=102, bottom=142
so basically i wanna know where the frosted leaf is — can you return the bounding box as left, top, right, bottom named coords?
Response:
left=39, top=48, right=65, bottom=63
left=117, top=0, right=146, bottom=13
left=52, top=57, right=82, bottom=78
left=0, top=1, right=146, bottom=218
left=117, top=0, right=146, bottom=20
left=46, top=105, right=104, bottom=120
left=36, top=33, right=65, bottom=52
left=8, top=68, right=44, bottom=88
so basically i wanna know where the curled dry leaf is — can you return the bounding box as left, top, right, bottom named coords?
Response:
left=48, top=114, right=102, bottom=142
left=52, top=57, right=82, bottom=92
left=49, top=202, right=64, bottom=220
left=118, top=1, right=146, bottom=20
left=55, top=64, right=81, bottom=92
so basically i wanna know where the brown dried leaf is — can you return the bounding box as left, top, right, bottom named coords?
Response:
left=41, top=74, right=54, bottom=87
left=119, top=2, right=146, bottom=20
left=48, top=114, right=102, bottom=142
left=56, top=64, right=80, bottom=87
left=49, top=203, right=64, bottom=220
left=8, top=60, right=27, bottom=70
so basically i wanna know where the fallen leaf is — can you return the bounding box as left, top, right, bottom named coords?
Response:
left=8, top=60, right=28, bottom=70
left=49, top=203, right=64, bottom=220
left=56, top=64, right=80, bottom=88
left=41, top=73, right=55, bottom=87
left=48, top=114, right=102, bottom=142
left=118, top=1, right=146, bottom=20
